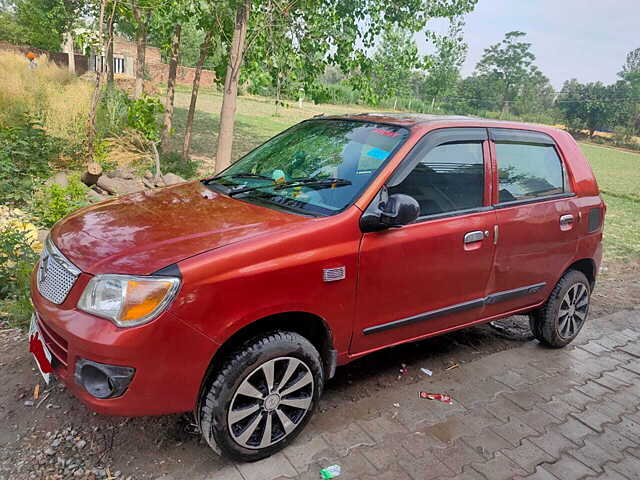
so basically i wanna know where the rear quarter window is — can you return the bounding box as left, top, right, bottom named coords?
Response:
left=496, top=142, right=567, bottom=203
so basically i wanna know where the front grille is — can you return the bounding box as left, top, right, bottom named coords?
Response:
left=36, top=238, right=81, bottom=305
left=36, top=314, right=68, bottom=368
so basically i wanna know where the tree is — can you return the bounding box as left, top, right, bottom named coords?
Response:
left=213, top=0, right=479, bottom=173
left=367, top=27, right=424, bottom=108
left=422, top=17, right=467, bottom=108
left=619, top=47, right=640, bottom=132
left=475, top=31, right=536, bottom=113
left=558, top=80, right=615, bottom=136
left=160, top=22, right=182, bottom=149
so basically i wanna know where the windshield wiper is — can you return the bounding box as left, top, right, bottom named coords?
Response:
left=228, top=177, right=352, bottom=196
left=203, top=172, right=273, bottom=185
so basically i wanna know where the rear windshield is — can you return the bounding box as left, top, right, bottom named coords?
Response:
left=210, top=120, right=409, bottom=216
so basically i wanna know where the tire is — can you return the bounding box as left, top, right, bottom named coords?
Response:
left=529, top=270, right=591, bottom=348
left=199, top=331, right=324, bottom=462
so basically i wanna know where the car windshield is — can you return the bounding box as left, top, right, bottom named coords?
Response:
left=206, top=119, right=409, bottom=216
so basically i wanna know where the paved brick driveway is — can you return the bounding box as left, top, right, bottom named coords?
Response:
left=192, top=309, right=640, bottom=480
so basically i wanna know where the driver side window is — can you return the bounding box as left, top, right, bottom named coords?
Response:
left=389, top=142, right=485, bottom=217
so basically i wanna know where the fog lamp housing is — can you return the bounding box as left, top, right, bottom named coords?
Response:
left=74, top=358, right=135, bottom=399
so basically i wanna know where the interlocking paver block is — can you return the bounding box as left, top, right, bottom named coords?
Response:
left=321, top=422, right=375, bottom=456
left=555, top=416, right=597, bottom=443
left=361, top=443, right=412, bottom=470
left=401, top=431, right=446, bottom=458
left=462, top=428, right=512, bottom=460
left=609, top=454, right=640, bottom=480
left=493, top=370, right=529, bottom=389
left=208, top=466, right=244, bottom=480
left=578, top=341, right=611, bottom=355
left=445, top=466, right=487, bottom=480
left=316, top=450, right=378, bottom=478
left=398, top=449, right=456, bottom=480
left=501, top=438, right=554, bottom=473
left=517, top=407, right=562, bottom=434
left=518, top=465, right=559, bottom=480
left=609, top=416, right=640, bottom=444
left=526, top=376, right=577, bottom=402
left=568, top=439, right=620, bottom=473
left=620, top=328, right=640, bottom=341
left=593, top=371, right=632, bottom=390
left=503, top=389, right=549, bottom=412
left=236, top=452, right=297, bottom=480
left=530, top=429, right=577, bottom=458
left=620, top=342, right=640, bottom=358
left=512, top=365, right=550, bottom=384
left=453, top=377, right=513, bottom=407
left=358, top=415, right=408, bottom=443
left=470, top=451, right=527, bottom=480
left=283, top=435, right=334, bottom=473
left=485, top=395, right=529, bottom=422
left=365, top=466, right=413, bottom=480
left=431, top=439, right=484, bottom=474
left=611, top=365, right=640, bottom=385
left=427, top=409, right=500, bottom=444
left=584, top=426, right=638, bottom=458
left=537, top=398, right=580, bottom=421
left=491, top=417, right=538, bottom=446
left=543, top=454, right=596, bottom=479
left=623, top=359, right=640, bottom=376
left=575, top=379, right=615, bottom=400
left=554, top=389, right=594, bottom=411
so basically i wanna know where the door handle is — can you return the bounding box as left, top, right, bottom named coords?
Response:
left=559, top=214, right=574, bottom=227
left=464, top=230, right=485, bottom=244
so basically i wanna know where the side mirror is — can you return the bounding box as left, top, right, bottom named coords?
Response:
left=360, top=193, right=420, bottom=232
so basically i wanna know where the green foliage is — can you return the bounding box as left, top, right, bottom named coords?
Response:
left=558, top=80, right=616, bottom=135
left=0, top=221, right=39, bottom=328
left=31, top=174, right=88, bottom=228
left=96, top=86, right=131, bottom=139
left=160, top=151, right=200, bottom=179
left=0, top=120, right=57, bottom=207
left=127, top=95, right=164, bottom=142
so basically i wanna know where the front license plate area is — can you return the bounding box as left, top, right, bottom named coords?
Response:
left=28, top=314, right=52, bottom=384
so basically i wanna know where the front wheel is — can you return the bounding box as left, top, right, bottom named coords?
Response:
left=199, top=331, right=323, bottom=462
left=530, top=270, right=591, bottom=348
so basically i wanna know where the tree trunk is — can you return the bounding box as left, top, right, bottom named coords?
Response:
left=182, top=30, right=213, bottom=160
left=65, top=31, right=75, bottom=74
left=106, top=18, right=114, bottom=84
left=87, top=0, right=107, bottom=160
left=133, top=4, right=147, bottom=98
left=81, top=161, right=103, bottom=186
left=214, top=0, right=250, bottom=173
left=161, top=23, right=182, bottom=151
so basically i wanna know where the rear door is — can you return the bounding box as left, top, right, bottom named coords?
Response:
left=482, top=128, right=579, bottom=318
left=351, top=128, right=497, bottom=354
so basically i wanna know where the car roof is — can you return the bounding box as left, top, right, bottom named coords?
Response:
left=317, top=112, right=563, bottom=134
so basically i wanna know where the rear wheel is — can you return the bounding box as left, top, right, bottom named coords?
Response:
left=530, top=270, right=591, bottom=348
left=199, top=331, right=323, bottom=462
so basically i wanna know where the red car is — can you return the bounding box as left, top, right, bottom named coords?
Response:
left=29, top=114, right=604, bottom=461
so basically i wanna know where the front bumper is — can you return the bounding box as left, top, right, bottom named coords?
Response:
left=30, top=269, right=219, bottom=416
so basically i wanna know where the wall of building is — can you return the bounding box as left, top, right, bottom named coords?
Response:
left=0, top=41, right=89, bottom=75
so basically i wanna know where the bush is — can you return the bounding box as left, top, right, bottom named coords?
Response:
left=96, top=86, right=131, bottom=139
left=161, top=151, right=200, bottom=179
left=0, top=210, right=40, bottom=329
left=0, top=119, right=57, bottom=207
left=127, top=95, right=164, bottom=142
left=31, top=174, right=88, bottom=228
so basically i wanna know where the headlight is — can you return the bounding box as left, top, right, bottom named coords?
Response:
left=78, top=274, right=180, bottom=327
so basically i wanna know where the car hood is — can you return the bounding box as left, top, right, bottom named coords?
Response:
left=51, top=181, right=307, bottom=275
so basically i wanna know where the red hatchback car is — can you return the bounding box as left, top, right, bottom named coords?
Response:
left=29, top=114, right=604, bottom=461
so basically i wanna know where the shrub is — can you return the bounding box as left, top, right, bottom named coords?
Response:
left=0, top=119, right=57, bottom=207
left=31, top=174, right=88, bottom=228
left=161, top=151, right=201, bottom=179
left=127, top=95, right=164, bottom=142
left=0, top=209, right=40, bottom=329
left=96, top=86, right=131, bottom=139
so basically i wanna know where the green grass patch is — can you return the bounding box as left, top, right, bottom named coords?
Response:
left=580, top=143, right=640, bottom=261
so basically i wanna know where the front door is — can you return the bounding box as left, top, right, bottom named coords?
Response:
left=351, top=128, right=497, bottom=354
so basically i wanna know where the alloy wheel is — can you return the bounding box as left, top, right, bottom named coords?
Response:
left=227, top=356, right=314, bottom=449
left=557, top=283, right=589, bottom=339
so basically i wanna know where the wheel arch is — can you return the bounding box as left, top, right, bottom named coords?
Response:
left=195, top=311, right=335, bottom=419
left=565, top=258, right=596, bottom=290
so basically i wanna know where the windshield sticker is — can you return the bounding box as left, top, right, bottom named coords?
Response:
left=366, top=148, right=390, bottom=160
left=372, top=128, right=401, bottom=137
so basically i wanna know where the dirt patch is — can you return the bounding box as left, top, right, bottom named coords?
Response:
left=1, top=260, right=638, bottom=479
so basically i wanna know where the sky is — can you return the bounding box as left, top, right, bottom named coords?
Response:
left=416, top=0, right=639, bottom=89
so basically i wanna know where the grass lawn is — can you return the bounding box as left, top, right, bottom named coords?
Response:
left=579, top=143, right=640, bottom=261
left=169, top=88, right=639, bottom=261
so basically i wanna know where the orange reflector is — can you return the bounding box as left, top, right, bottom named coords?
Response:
left=120, top=280, right=173, bottom=322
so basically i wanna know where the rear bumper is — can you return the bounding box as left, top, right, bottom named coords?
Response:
left=30, top=269, right=219, bottom=416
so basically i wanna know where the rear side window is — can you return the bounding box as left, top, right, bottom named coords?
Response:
left=495, top=142, right=566, bottom=203
left=390, top=142, right=484, bottom=217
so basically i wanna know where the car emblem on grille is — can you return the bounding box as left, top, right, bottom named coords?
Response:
left=38, top=251, right=49, bottom=283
